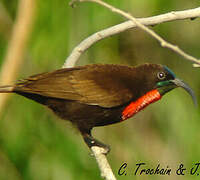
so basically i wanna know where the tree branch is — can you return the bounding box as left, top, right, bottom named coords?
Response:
left=91, top=147, right=116, bottom=180
left=65, top=1, right=200, bottom=179
left=64, top=2, right=200, bottom=68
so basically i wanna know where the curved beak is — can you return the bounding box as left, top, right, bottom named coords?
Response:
left=170, top=78, right=197, bottom=106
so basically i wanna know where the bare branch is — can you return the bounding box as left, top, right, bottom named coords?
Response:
left=64, top=2, right=200, bottom=67
left=91, top=147, right=116, bottom=180
left=65, top=1, right=200, bottom=179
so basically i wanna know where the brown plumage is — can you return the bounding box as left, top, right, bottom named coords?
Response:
left=0, top=63, right=196, bottom=152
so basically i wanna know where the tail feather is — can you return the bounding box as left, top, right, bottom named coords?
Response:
left=0, top=85, right=14, bottom=93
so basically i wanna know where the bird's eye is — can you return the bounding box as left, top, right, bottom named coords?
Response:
left=157, top=72, right=166, bottom=80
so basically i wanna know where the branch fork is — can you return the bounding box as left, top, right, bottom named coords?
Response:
left=66, top=1, right=200, bottom=179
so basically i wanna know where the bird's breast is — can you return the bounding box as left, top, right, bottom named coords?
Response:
left=121, top=89, right=162, bottom=121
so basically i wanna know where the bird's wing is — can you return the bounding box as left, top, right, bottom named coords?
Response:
left=15, top=65, right=134, bottom=108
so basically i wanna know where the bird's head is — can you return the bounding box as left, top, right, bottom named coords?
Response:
left=138, top=64, right=197, bottom=106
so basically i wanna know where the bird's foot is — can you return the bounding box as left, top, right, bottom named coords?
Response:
left=83, top=134, right=110, bottom=155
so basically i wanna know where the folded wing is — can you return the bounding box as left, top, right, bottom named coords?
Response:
left=14, top=65, right=134, bottom=108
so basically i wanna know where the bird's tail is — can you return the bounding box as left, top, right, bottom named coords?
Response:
left=0, top=85, right=14, bottom=93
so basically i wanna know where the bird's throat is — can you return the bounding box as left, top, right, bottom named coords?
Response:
left=122, top=89, right=161, bottom=121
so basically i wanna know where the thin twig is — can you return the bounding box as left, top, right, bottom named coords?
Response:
left=0, top=0, right=36, bottom=115
left=66, top=1, right=200, bottom=179
left=66, top=2, right=120, bottom=179
left=64, top=1, right=200, bottom=67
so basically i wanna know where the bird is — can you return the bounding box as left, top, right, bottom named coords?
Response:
left=0, top=63, right=197, bottom=153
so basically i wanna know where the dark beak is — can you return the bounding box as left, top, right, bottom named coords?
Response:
left=170, top=78, right=197, bottom=106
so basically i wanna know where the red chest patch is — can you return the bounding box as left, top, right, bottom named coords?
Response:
left=122, top=89, right=161, bottom=121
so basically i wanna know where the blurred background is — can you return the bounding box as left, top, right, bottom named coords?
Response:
left=0, top=0, right=200, bottom=179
